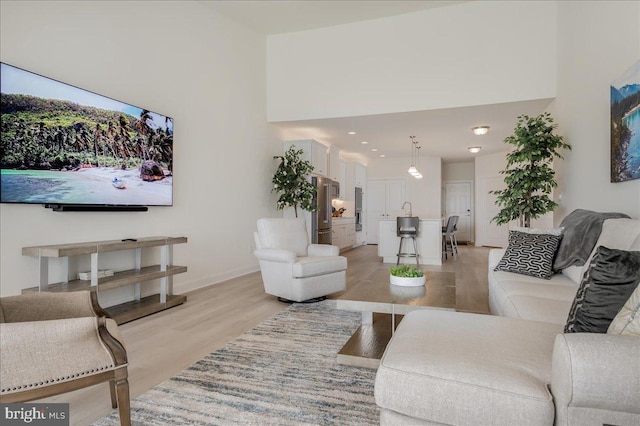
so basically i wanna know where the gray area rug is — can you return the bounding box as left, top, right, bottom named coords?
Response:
left=93, top=300, right=378, bottom=425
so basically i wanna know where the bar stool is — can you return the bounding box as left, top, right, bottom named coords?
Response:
left=442, top=215, right=459, bottom=260
left=396, top=216, right=420, bottom=267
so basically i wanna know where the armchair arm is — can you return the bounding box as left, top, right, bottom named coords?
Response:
left=0, top=291, right=106, bottom=323
left=308, top=244, right=340, bottom=257
left=488, top=249, right=506, bottom=270
left=253, top=248, right=297, bottom=263
left=551, top=333, right=640, bottom=419
left=0, top=317, right=127, bottom=394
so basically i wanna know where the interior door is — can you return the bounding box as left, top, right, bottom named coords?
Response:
left=385, top=179, right=406, bottom=218
left=444, top=181, right=472, bottom=242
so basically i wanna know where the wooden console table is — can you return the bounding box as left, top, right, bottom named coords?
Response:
left=22, top=236, right=188, bottom=324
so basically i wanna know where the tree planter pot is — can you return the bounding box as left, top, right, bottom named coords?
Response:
left=390, top=274, right=426, bottom=287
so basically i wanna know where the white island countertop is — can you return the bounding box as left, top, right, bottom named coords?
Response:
left=332, top=217, right=355, bottom=224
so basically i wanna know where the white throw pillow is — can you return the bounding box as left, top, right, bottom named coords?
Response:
left=608, top=285, right=640, bottom=336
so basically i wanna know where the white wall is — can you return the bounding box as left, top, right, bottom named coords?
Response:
left=475, top=151, right=556, bottom=247
left=268, top=0, right=640, bottom=233
left=552, top=1, right=640, bottom=222
left=367, top=156, right=441, bottom=218
left=443, top=162, right=475, bottom=182
left=267, top=1, right=557, bottom=122
left=0, top=1, right=281, bottom=297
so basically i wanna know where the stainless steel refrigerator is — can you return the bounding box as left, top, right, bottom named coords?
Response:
left=311, top=176, right=339, bottom=244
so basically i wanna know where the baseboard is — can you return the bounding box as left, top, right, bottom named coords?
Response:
left=175, top=264, right=261, bottom=294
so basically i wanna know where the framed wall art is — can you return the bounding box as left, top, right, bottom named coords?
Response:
left=610, top=59, right=640, bottom=183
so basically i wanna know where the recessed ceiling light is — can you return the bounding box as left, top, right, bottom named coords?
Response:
left=379, top=154, right=386, bottom=158
left=472, top=126, right=490, bottom=136
left=468, top=146, right=482, bottom=153
left=371, top=148, right=378, bottom=152
left=361, top=141, right=368, bottom=144
left=348, top=131, right=356, bottom=135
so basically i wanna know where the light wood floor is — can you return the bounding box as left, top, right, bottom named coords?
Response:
left=41, top=244, right=490, bottom=425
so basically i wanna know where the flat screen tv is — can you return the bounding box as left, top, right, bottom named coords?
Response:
left=0, top=62, right=173, bottom=211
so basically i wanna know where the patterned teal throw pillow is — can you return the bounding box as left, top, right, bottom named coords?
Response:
left=494, top=231, right=562, bottom=279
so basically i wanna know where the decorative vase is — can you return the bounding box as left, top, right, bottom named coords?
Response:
left=390, top=274, right=426, bottom=287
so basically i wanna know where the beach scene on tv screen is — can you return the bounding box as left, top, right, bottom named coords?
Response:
left=0, top=63, right=173, bottom=206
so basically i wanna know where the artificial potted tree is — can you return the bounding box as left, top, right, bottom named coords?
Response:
left=491, top=112, right=571, bottom=228
left=272, top=146, right=316, bottom=217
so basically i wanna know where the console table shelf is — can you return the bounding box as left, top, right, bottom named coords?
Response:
left=104, top=294, right=187, bottom=325
left=22, top=236, right=188, bottom=324
left=22, top=265, right=188, bottom=294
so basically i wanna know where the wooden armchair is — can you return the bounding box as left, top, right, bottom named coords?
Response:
left=0, top=291, right=130, bottom=425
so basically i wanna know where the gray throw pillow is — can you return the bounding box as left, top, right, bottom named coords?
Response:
left=565, top=246, right=640, bottom=333
left=494, top=230, right=562, bottom=279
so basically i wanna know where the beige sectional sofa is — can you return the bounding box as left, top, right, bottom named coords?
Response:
left=375, top=218, right=640, bottom=426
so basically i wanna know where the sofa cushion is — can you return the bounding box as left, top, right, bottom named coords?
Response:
left=503, top=295, right=574, bottom=325
left=608, top=284, right=640, bottom=336
left=375, top=310, right=562, bottom=426
left=565, top=246, right=640, bottom=333
left=292, top=256, right=347, bottom=278
left=490, top=278, right=577, bottom=324
left=494, top=231, right=562, bottom=279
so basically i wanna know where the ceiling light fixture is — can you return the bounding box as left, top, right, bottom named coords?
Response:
left=407, top=136, right=423, bottom=179
left=472, top=126, right=490, bottom=136
left=371, top=148, right=378, bottom=152
left=414, top=146, right=423, bottom=179
left=361, top=141, right=368, bottom=144
left=468, top=146, right=482, bottom=154
left=348, top=131, right=357, bottom=135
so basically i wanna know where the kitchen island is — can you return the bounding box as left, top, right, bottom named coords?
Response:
left=378, top=218, right=443, bottom=265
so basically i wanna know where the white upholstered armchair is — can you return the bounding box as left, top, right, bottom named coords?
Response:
left=254, top=218, right=347, bottom=302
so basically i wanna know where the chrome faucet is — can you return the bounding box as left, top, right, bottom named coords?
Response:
left=401, top=201, right=412, bottom=217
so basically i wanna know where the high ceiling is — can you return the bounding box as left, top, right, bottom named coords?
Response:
left=205, top=1, right=470, bottom=35
left=273, top=99, right=554, bottom=164
left=205, top=1, right=552, bottom=164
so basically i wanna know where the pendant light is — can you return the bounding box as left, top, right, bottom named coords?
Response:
left=414, top=146, right=423, bottom=179
left=407, top=136, right=422, bottom=179
left=407, top=136, right=418, bottom=175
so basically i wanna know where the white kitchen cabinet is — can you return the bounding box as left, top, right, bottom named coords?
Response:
left=355, top=163, right=366, bottom=188
left=332, top=218, right=356, bottom=251
left=284, top=139, right=328, bottom=177
left=338, top=160, right=346, bottom=199
left=329, top=146, right=341, bottom=181
left=332, top=224, right=346, bottom=249
left=344, top=162, right=355, bottom=203
left=345, top=226, right=357, bottom=247
left=366, top=179, right=406, bottom=244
